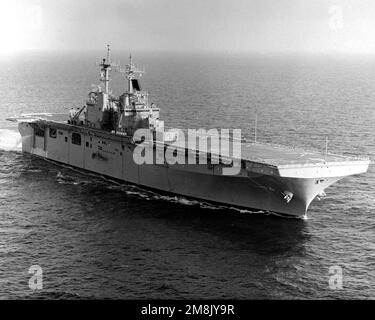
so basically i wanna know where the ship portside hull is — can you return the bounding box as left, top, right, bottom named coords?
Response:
left=18, top=122, right=341, bottom=218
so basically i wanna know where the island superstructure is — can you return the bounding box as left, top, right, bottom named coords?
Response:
left=7, top=46, right=370, bottom=218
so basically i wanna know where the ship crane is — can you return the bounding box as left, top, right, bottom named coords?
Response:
left=69, top=106, right=86, bottom=125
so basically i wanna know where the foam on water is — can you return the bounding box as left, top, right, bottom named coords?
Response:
left=0, top=129, right=22, bottom=152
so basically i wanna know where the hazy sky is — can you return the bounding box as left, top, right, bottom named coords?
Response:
left=1, top=0, right=375, bottom=55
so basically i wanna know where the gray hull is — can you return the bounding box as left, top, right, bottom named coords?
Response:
left=18, top=121, right=368, bottom=218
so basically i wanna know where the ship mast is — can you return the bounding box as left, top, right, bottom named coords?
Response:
left=99, top=44, right=112, bottom=94
left=125, top=53, right=144, bottom=94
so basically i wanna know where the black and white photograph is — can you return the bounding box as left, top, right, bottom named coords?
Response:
left=0, top=0, right=374, bottom=309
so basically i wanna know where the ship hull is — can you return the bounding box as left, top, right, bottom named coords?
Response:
left=17, top=121, right=357, bottom=218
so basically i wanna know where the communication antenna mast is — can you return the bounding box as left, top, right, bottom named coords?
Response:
left=125, top=52, right=145, bottom=93
left=110, top=51, right=145, bottom=93
left=97, top=44, right=112, bottom=94
left=106, top=44, right=111, bottom=62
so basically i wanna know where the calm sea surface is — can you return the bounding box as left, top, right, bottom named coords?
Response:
left=0, top=52, right=374, bottom=299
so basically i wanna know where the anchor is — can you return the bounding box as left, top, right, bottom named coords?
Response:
left=282, top=191, right=294, bottom=203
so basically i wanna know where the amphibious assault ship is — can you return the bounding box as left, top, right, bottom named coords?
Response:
left=7, top=47, right=370, bottom=218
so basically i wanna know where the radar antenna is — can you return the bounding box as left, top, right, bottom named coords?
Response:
left=97, top=44, right=112, bottom=94
left=111, top=52, right=145, bottom=93
left=125, top=53, right=145, bottom=93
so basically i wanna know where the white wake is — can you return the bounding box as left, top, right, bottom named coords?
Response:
left=0, top=129, right=22, bottom=151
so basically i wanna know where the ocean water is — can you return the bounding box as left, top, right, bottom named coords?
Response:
left=0, top=52, right=374, bottom=299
